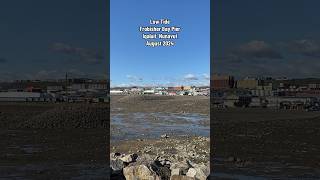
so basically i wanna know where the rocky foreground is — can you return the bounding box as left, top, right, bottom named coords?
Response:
left=110, top=136, right=210, bottom=180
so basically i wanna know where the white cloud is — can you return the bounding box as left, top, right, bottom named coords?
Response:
left=202, top=73, right=210, bottom=80
left=184, top=74, right=198, bottom=80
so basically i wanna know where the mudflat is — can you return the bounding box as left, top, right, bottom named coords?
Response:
left=0, top=102, right=109, bottom=128
left=212, top=108, right=320, bottom=179
left=110, top=95, right=209, bottom=141
left=111, top=95, right=209, bottom=114
left=0, top=102, right=109, bottom=179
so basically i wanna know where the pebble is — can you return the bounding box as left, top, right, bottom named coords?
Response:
left=161, top=134, right=169, bottom=138
left=120, top=153, right=138, bottom=163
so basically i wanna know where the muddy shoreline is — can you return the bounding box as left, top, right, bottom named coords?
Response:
left=110, top=95, right=210, bottom=141
left=111, top=95, right=209, bottom=115
left=2, top=95, right=318, bottom=178
left=212, top=108, right=320, bottom=178
left=0, top=129, right=109, bottom=179
left=0, top=103, right=110, bottom=179
left=110, top=95, right=210, bottom=179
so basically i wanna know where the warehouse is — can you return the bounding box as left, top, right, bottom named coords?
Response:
left=0, top=92, right=41, bottom=102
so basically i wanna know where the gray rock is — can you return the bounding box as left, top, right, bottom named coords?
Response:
left=151, top=160, right=171, bottom=180
left=155, top=166, right=171, bottom=180
left=110, top=159, right=124, bottom=171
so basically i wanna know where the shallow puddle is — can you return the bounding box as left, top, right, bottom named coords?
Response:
left=111, top=112, right=209, bottom=140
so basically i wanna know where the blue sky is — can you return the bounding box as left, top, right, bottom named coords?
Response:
left=111, top=0, right=210, bottom=87
left=2, top=0, right=320, bottom=83
left=0, top=0, right=107, bottom=81
left=214, top=0, right=320, bottom=79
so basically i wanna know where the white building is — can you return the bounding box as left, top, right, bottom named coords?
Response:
left=72, top=83, right=107, bottom=91
left=110, top=90, right=124, bottom=94
left=143, top=89, right=155, bottom=94
left=47, top=86, right=63, bottom=93
left=0, top=92, right=41, bottom=102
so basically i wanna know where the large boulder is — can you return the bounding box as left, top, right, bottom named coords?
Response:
left=123, top=164, right=160, bottom=180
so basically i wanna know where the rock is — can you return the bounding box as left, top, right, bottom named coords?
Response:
left=123, top=164, right=160, bottom=180
left=120, top=153, right=138, bottom=163
left=110, top=152, right=121, bottom=160
left=156, top=156, right=171, bottom=166
left=160, top=160, right=166, bottom=166
left=193, top=168, right=207, bottom=180
left=158, top=166, right=171, bottom=180
left=161, top=134, right=169, bottom=138
left=144, top=146, right=153, bottom=153
left=110, top=159, right=124, bottom=171
left=193, top=163, right=210, bottom=178
left=171, top=175, right=196, bottom=180
left=130, top=154, right=155, bottom=166
left=186, top=167, right=208, bottom=180
left=186, top=168, right=197, bottom=177
left=187, top=160, right=196, bottom=168
left=170, top=161, right=190, bottom=175
left=150, top=160, right=171, bottom=180
left=171, top=168, right=181, bottom=176
left=110, top=153, right=116, bottom=160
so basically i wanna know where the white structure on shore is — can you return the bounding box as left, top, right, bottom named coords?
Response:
left=0, top=92, right=41, bottom=102
left=110, top=90, right=124, bottom=94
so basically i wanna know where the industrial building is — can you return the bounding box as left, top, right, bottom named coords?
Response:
left=212, top=74, right=235, bottom=90
left=0, top=92, right=42, bottom=102
left=237, top=78, right=259, bottom=89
